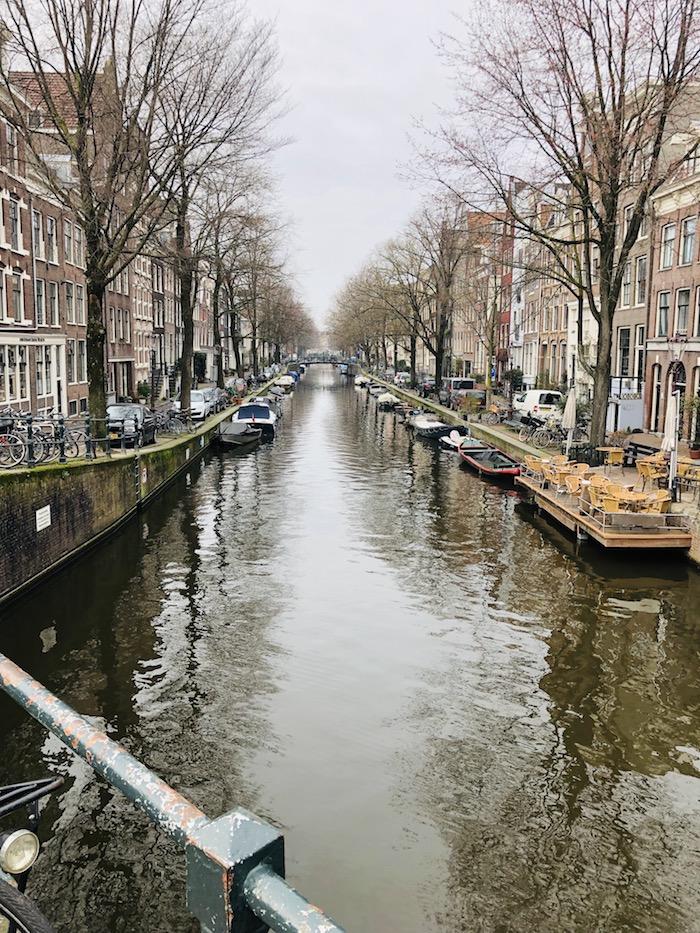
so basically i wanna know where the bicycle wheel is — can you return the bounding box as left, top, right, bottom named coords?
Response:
left=165, top=419, right=182, bottom=435
left=482, top=412, right=498, bottom=425
left=0, top=434, right=25, bottom=468
left=532, top=428, right=549, bottom=448
left=0, top=879, right=56, bottom=933
left=518, top=427, right=531, bottom=443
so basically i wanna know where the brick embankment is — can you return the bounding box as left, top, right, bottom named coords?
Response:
left=363, top=374, right=541, bottom=461
left=0, top=378, right=280, bottom=605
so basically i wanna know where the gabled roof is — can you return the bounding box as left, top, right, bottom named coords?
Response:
left=9, top=72, right=78, bottom=127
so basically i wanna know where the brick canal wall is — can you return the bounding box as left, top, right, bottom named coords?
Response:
left=0, top=381, right=280, bottom=605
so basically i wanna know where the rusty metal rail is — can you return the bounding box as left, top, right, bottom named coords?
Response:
left=0, top=653, right=345, bottom=933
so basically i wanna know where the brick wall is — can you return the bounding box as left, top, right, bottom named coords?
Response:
left=0, top=458, right=137, bottom=600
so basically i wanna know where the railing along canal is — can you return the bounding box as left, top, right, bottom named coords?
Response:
left=0, top=652, right=345, bottom=933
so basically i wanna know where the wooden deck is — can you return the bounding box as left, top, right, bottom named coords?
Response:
left=516, top=475, right=693, bottom=550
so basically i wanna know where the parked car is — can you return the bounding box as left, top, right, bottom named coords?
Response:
left=213, top=388, right=229, bottom=411
left=107, top=404, right=158, bottom=447
left=394, top=372, right=411, bottom=387
left=173, top=390, right=208, bottom=421
left=418, top=376, right=436, bottom=397
left=512, top=389, right=563, bottom=418
left=201, top=387, right=220, bottom=415
left=440, top=377, right=476, bottom=407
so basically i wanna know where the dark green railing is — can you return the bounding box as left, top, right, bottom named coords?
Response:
left=0, top=653, right=345, bottom=933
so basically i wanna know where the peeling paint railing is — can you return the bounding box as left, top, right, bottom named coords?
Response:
left=0, top=653, right=345, bottom=933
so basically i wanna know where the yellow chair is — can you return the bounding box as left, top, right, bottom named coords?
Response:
left=641, top=490, right=671, bottom=513
left=573, top=463, right=592, bottom=475
left=564, top=474, right=582, bottom=497
left=635, top=459, right=666, bottom=491
left=603, top=448, right=624, bottom=472
left=601, top=494, right=622, bottom=513
left=590, top=474, right=610, bottom=490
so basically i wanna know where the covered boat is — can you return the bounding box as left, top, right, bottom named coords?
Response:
left=355, top=375, right=369, bottom=387
left=411, top=414, right=453, bottom=438
left=458, top=445, right=521, bottom=479
left=276, top=375, right=295, bottom=392
left=439, top=429, right=487, bottom=453
left=214, top=420, right=262, bottom=450
left=232, top=403, right=277, bottom=436
left=376, top=392, right=401, bottom=409
left=367, top=383, right=384, bottom=396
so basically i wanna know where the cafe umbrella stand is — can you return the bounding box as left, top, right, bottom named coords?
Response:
left=662, top=389, right=681, bottom=500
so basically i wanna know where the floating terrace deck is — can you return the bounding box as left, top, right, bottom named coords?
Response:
left=516, top=474, right=693, bottom=550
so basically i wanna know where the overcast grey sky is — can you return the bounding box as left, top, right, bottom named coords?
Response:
left=252, top=0, right=459, bottom=326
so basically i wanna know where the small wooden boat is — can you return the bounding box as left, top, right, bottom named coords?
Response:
left=439, top=429, right=485, bottom=452
left=214, top=421, right=262, bottom=449
left=458, top=445, right=521, bottom=479
left=411, top=414, right=453, bottom=438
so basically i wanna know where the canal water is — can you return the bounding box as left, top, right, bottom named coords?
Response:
left=1, top=365, right=700, bottom=932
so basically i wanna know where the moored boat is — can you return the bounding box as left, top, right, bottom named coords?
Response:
left=458, top=445, right=521, bottom=479
left=232, top=402, right=277, bottom=436
left=367, top=383, right=384, bottom=396
left=355, top=375, right=369, bottom=387
left=377, top=392, right=401, bottom=409
left=411, top=414, right=453, bottom=438
left=439, top=429, right=486, bottom=452
left=214, top=420, right=262, bottom=450
left=276, top=375, right=295, bottom=392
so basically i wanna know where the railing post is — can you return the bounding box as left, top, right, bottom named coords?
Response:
left=84, top=415, right=94, bottom=459
left=25, top=414, right=36, bottom=467
left=57, top=415, right=67, bottom=463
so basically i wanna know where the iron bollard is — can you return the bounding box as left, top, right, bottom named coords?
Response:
left=120, top=419, right=126, bottom=453
left=0, top=654, right=345, bottom=933
left=25, top=414, right=35, bottom=467
left=57, top=415, right=66, bottom=463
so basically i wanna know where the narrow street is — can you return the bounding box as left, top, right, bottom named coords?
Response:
left=1, top=366, right=699, bottom=932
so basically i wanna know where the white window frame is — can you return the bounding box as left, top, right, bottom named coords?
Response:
left=46, top=217, right=58, bottom=263
left=676, top=287, right=691, bottom=335
left=635, top=255, right=647, bottom=306
left=660, top=224, right=676, bottom=269
left=48, top=281, right=59, bottom=326
left=681, top=217, right=696, bottom=266
left=35, top=277, right=45, bottom=326
left=65, top=281, right=75, bottom=324
left=657, top=291, right=670, bottom=337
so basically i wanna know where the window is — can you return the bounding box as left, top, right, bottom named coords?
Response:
left=65, top=282, right=75, bottom=324
left=0, top=276, right=4, bottom=321
left=639, top=212, right=648, bottom=238
left=635, top=256, right=647, bottom=305
left=36, top=352, right=44, bottom=396
left=696, top=289, right=700, bottom=337
left=77, top=340, right=87, bottom=382
left=109, top=307, right=116, bottom=342
left=66, top=339, right=76, bottom=383
left=5, top=124, right=18, bottom=172
left=681, top=217, right=696, bottom=265
left=623, top=205, right=633, bottom=237
left=69, top=399, right=77, bottom=416
left=621, top=261, right=631, bottom=306
left=8, top=198, right=20, bottom=251
left=46, top=217, right=57, bottom=263
left=44, top=347, right=52, bottom=393
left=48, top=281, right=58, bottom=326
left=661, top=224, right=676, bottom=269
left=64, top=221, right=73, bottom=264
left=32, top=210, right=43, bottom=258
left=657, top=291, right=670, bottom=336
left=74, top=226, right=84, bottom=267
left=35, top=278, right=45, bottom=325
left=676, top=288, right=690, bottom=334
left=634, top=325, right=645, bottom=380
left=124, top=309, right=131, bottom=343
left=12, top=274, right=22, bottom=321
left=76, top=284, right=85, bottom=325
left=618, top=327, right=631, bottom=376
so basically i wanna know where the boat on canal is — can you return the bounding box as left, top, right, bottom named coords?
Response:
left=367, top=383, right=384, bottom=396
left=232, top=402, right=277, bottom=437
left=213, top=420, right=262, bottom=450
left=410, top=413, right=454, bottom=438
left=458, top=444, right=521, bottom=479
left=439, top=428, right=486, bottom=453
left=276, top=375, right=295, bottom=392
left=377, top=392, right=401, bottom=409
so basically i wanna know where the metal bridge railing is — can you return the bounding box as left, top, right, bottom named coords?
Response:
left=0, top=653, right=345, bottom=933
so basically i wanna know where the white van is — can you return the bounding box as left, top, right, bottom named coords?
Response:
left=513, top=389, right=562, bottom=418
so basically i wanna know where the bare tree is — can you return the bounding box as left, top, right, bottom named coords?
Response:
left=435, top=0, right=700, bottom=443
left=1, top=0, right=206, bottom=420
left=155, top=7, right=280, bottom=409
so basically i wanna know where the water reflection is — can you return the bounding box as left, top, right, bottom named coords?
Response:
left=0, top=366, right=699, bottom=932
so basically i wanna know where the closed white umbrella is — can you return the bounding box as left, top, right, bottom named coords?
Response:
left=561, top=388, right=577, bottom=456
left=661, top=390, right=680, bottom=492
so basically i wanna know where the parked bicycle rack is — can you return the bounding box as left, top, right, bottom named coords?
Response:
left=0, top=653, right=345, bottom=933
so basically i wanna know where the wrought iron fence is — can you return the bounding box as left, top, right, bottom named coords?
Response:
left=0, top=653, right=345, bottom=933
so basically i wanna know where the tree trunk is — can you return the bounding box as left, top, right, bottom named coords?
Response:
left=176, top=196, right=194, bottom=410
left=251, top=313, right=258, bottom=375
left=213, top=279, right=224, bottom=389
left=86, top=276, right=107, bottom=425
left=274, top=343, right=281, bottom=364
left=590, top=313, right=612, bottom=447
left=410, top=333, right=417, bottom=387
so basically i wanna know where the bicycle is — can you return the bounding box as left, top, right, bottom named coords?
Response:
left=0, top=776, right=63, bottom=932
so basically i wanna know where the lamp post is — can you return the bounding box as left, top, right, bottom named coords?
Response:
left=149, top=340, right=157, bottom=412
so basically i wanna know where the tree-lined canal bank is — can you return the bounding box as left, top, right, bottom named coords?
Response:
left=1, top=365, right=700, bottom=932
